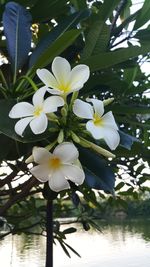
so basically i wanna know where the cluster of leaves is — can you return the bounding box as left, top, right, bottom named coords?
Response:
left=0, top=0, right=150, bottom=256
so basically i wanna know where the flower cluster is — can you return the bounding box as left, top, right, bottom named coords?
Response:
left=9, top=56, right=120, bottom=192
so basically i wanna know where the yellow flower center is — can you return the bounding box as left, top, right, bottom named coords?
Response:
left=49, top=157, right=61, bottom=169
left=93, top=113, right=103, bottom=126
left=33, top=106, right=43, bottom=117
left=58, top=81, right=71, bottom=93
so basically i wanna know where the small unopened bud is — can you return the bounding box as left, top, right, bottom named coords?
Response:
left=61, top=107, right=67, bottom=117
left=79, top=138, right=91, bottom=148
left=80, top=137, right=115, bottom=158
left=71, top=131, right=80, bottom=143
left=46, top=140, right=57, bottom=151
left=57, top=130, right=64, bottom=144
left=103, top=98, right=114, bottom=106
left=47, top=112, right=58, bottom=120
left=90, top=142, right=116, bottom=158
left=70, top=91, right=79, bottom=106
left=25, top=146, right=38, bottom=164
left=25, top=155, right=34, bottom=164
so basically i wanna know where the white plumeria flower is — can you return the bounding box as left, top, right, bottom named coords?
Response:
left=73, top=98, right=120, bottom=150
left=9, top=86, right=64, bottom=137
left=36, top=56, right=90, bottom=96
left=30, top=142, right=85, bottom=192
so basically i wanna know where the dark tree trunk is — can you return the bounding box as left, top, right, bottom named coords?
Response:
left=45, top=200, right=53, bottom=267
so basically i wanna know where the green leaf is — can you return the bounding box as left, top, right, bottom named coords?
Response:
left=30, top=0, right=68, bottom=22
left=81, top=0, right=120, bottom=60
left=79, top=147, right=115, bottom=193
left=135, top=28, right=150, bottom=42
left=93, top=24, right=110, bottom=54
left=81, top=20, right=104, bottom=60
left=120, top=0, right=132, bottom=23
left=63, top=227, right=77, bottom=234
left=70, top=0, right=87, bottom=10
left=113, top=10, right=140, bottom=37
left=112, top=104, right=150, bottom=114
left=123, top=67, right=138, bottom=89
left=115, top=182, right=125, bottom=191
left=119, top=130, right=139, bottom=150
left=59, top=241, right=71, bottom=258
left=0, top=99, right=58, bottom=143
left=81, top=21, right=110, bottom=60
left=134, top=0, right=150, bottom=30
left=98, top=0, right=120, bottom=21
left=0, top=134, right=32, bottom=160
left=29, top=29, right=81, bottom=73
left=63, top=241, right=81, bottom=257
left=2, top=2, right=32, bottom=82
left=29, top=10, right=89, bottom=68
left=82, top=44, right=150, bottom=71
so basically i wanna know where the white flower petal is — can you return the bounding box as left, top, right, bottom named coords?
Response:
left=102, top=128, right=120, bottom=150
left=70, top=64, right=90, bottom=89
left=102, top=111, right=118, bottom=130
left=48, top=171, right=70, bottom=192
left=53, top=142, right=79, bottom=163
left=86, top=121, right=120, bottom=150
left=32, top=147, right=51, bottom=164
left=73, top=99, right=93, bottom=119
left=52, top=57, right=71, bottom=85
left=30, top=113, right=48, bottom=134
left=61, top=164, right=85, bottom=185
left=43, top=96, right=64, bottom=113
left=47, top=88, right=62, bottom=95
left=15, top=117, right=33, bottom=136
left=30, top=165, right=50, bottom=182
left=87, top=98, right=104, bottom=117
left=32, top=86, right=47, bottom=107
left=9, top=102, right=34, bottom=118
left=36, top=68, right=58, bottom=88
left=86, top=120, right=104, bottom=139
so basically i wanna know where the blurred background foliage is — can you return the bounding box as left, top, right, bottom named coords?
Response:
left=0, top=0, right=150, bottom=256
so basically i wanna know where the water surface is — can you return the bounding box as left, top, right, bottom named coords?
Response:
left=0, top=220, right=150, bottom=267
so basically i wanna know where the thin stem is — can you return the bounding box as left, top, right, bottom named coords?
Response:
left=46, top=200, right=53, bottom=267
left=110, top=0, right=128, bottom=34
left=0, top=69, right=9, bottom=90
left=16, top=75, right=38, bottom=92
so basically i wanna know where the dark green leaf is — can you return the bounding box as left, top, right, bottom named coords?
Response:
left=81, top=44, right=150, bottom=71
left=3, top=2, right=32, bottom=77
left=63, top=227, right=77, bottom=234
left=115, top=182, right=125, bottom=191
left=119, top=130, right=139, bottom=150
left=113, top=10, right=140, bottom=37
left=30, top=0, right=68, bottom=22
left=134, top=0, right=150, bottom=30
left=63, top=241, right=81, bottom=257
left=29, top=29, right=81, bottom=72
left=29, top=10, right=90, bottom=68
left=79, top=147, right=115, bottom=193
left=98, top=0, right=120, bottom=21
left=112, top=104, right=150, bottom=114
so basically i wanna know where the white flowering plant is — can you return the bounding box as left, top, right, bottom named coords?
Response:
left=1, top=1, right=148, bottom=265
left=7, top=56, right=121, bottom=194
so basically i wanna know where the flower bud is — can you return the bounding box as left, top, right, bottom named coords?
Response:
left=103, top=98, right=114, bottom=106
left=79, top=138, right=91, bottom=148
left=57, top=130, right=64, bottom=144
left=80, top=137, right=115, bottom=158
left=71, top=131, right=80, bottom=143
left=61, top=107, right=67, bottom=117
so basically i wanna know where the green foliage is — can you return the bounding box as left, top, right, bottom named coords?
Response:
left=133, top=0, right=150, bottom=30
left=82, top=44, right=150, bottom=71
